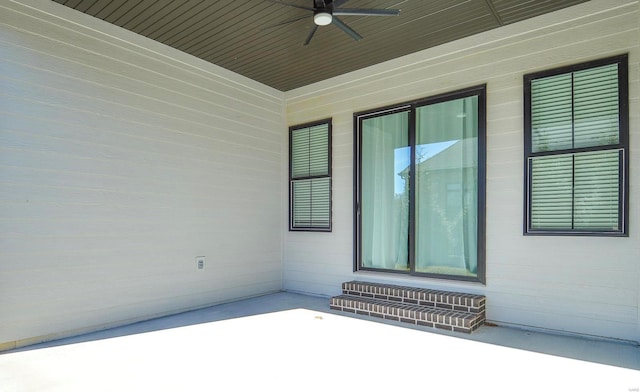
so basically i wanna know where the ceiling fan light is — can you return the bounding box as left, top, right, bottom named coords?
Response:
left=314, top=12, right=332, bottom=26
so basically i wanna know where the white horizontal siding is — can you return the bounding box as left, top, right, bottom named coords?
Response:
left=0, top=0, right=284, bottom=347
left=284, top=0, right=640, bottom=342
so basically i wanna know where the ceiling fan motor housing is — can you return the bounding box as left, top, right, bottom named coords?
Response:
left=314, top=9, right=332, bottom=26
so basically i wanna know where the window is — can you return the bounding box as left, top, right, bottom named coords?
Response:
left=289, top=119, right=332, bottom=231
left=355, top=86, right=486, bottom=282
left=524, top=55, right=628, bottom=235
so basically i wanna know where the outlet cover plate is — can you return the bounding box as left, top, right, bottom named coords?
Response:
left=196, top=256, right=205, bottom=270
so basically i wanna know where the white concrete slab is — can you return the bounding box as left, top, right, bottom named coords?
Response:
left=1, top=301, right=638, bottom=392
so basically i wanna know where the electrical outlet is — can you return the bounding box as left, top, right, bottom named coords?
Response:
left=196, top=256, right=205, bottom=270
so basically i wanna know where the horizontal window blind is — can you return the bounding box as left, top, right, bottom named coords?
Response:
left=529, top=150, right=621, bottom=231
left=291, top=124, right=329, bottom=178
left=291, top=178, right=331, bottom=228
left=531, top=63, right=619, bottom=152
left=573, top=150, right=620, bottom=230
left=530, top=154, right=573, bottom=229
left=574, top=64, right=619, bottom=148
left=531, top=73, right=573, bottom=152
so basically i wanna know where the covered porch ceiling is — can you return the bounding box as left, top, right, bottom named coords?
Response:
left=53, top=0, right=590, bottom=91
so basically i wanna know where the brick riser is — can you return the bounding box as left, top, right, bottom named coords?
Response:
left=330, top=281, right=486, bottom=334
left=342, top=281, right=486, bottom=314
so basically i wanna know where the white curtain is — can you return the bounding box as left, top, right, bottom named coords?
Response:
left=361, top=112, right=409, bottom=270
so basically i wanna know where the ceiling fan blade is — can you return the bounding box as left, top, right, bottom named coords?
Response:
left=331, top=0, right=351, bottom=8
left=263, top=0, right=314, bottom=12
left=304, top=25, right=319, bottom=46
left=331, top=16, right=362, bottom=41
left=260, top=14, right=311, bottom=31
left=333, top=8, right=400, bottom=16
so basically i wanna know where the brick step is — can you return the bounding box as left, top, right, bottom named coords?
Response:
left=330, top=294, right=484, bottom=333
left=342, top=280, right=485, bottom=314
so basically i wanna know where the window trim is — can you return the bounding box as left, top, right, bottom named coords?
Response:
left=353, top=85, right=487, bottom=283
left=289, top=118, right=333, bottom=232
left=523, top=54, right=629, bottom=236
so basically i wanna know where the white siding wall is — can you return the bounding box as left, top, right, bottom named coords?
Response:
left=0, top=0, right=284, bottom=348
left=284, top=0, right=640, bottom=342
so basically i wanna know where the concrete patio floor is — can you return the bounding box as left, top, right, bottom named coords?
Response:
left=1, top=291, right=638, bottom=391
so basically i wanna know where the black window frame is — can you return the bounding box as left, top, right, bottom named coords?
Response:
left=523, top=54, right=629, bottom=236
left=289, top=118, right=333, bottom=232
left=353, top=85, right=487, bottom=283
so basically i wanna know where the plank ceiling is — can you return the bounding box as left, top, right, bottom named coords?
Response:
left=52, top=0, right=590, bottom=91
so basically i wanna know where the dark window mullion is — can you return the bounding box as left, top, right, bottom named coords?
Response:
left=354, top=117, right=363, bottom=272
left=408, top=107, right=417, bottom=274
left=305, top=182, right=312, bottom=226
left=571, top=72, right=575, bottom=150
left=570, top=71, right=575, bottom=230
left=618, top=150, right=624, bottom=232
left=571, top=154, right=575, bottom=230
left=529, top=143, right=623, bottom=157
left=527, top=158, right=533, bottom=232
left=293, top=174, right=331, bottom=181
left=307, top=128, right=311, bottom=177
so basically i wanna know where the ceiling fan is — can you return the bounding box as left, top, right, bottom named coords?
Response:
left=264, top=0, right=401, bottom=45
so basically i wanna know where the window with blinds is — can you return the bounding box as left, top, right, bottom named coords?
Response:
left=524, top=55, right=628, bottom=235
left=289, top=120, right=332, bottom=231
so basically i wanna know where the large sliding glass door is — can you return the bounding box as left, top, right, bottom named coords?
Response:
left=355, top=87, right=485, bottom=282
